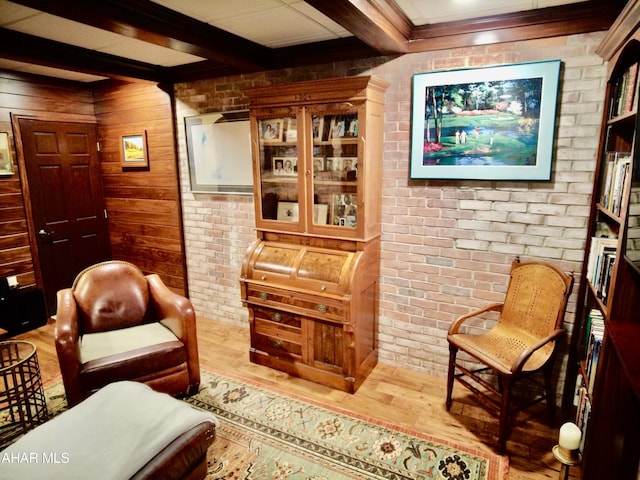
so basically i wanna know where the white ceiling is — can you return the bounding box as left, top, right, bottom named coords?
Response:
left=0, top=0, right=601, bottom=83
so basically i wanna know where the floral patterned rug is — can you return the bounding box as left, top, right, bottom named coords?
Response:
left=38, top=371, right=508, bottom=479
left=189, top=370, right=508, bottom=480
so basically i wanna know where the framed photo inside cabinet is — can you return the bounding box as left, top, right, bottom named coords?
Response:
left=312, top=116, right=325, bottom=141
left=0, top=132, right=13, bottom=176
left=120, top=132, right=148, bottom=168
left=273, top=157, right=297, bottom=176
left=313, top=204, right=329, bottom=225
left=410, top=60, right=561, bottom=180
left=331, top=194, right=357, bottom=227
left=327, top=156, right=357, bottom=180
left=329, top=115, right=358, bottom=139
left=260, top=119, right=284, bottom=143
left=184, top=110, right=252, bottom=194
left=277, top=202, right=299, bottom=222
left=285, top=118, right=297, bottom=142
left=313, top=157, right=325, bottom=173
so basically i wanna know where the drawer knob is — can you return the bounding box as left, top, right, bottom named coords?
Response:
left=272, top=312, right=282, bottom=322
left=272, top=340, right=282, bottom=349
left=261, top=275, right=266, bottom=281
left=316, top=304, right=328, bottom=314
left=259, top=292, right=268, bottom=300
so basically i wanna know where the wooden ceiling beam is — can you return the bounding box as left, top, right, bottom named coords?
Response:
left=305, top=0, right=413, bottom=54
left=0, top=28, right=166, bottom=83
left=409, top=1, right=626, bottom=52
left=9, top=0, right=272, bottom=71
left=169, top=37, right=383, bottom=83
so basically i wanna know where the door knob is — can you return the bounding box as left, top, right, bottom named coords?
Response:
left=37, top=229, right=54, bottom=238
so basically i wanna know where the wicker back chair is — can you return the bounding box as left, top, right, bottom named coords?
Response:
left=445, top=256, right=574, bottom=452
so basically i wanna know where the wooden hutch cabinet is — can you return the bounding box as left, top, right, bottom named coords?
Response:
left=240, top=76, right=388, bottom=393
left=566, top=1, right=640, bottom=478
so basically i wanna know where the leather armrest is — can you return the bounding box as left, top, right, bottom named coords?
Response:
left=55, top=288, right=84, bottom=406
left=147, top=275, right=194, bottom=339
left=147, top=274, right=200, bottom=389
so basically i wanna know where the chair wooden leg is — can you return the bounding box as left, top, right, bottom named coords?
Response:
left=543, top=363, right=556, bottom=424
left=446, top=344, right=458, bottom=410
left=498, top=375, right=511, bottom=453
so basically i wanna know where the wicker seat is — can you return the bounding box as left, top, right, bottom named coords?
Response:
left=445, top=256, right=574, bottom=452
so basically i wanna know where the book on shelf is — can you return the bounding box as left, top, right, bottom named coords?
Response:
left=582, top=309, right=604, bottom=356
left=599, top=151, right=631, bottom=216
left=610, top=62, right=639, bottom=118
left=583, top=309, right=604, bottom=395
left=599, top=252, right=616, bottom=304
left=586, top=237, right=617, bottom=298
left=574, top=378, right=591, bottom=454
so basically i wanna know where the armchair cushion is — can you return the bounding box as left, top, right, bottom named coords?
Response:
left=80, top=322, right=179, bottom=363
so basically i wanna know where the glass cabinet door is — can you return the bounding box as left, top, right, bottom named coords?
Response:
left=309, top=111, right=359, bottom=232
left=255, top=114, right=301, bottom=229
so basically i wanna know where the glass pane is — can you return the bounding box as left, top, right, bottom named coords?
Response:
left=311, top=113, right=358, bottom=228
left=257, top=116, right=298, bottom=221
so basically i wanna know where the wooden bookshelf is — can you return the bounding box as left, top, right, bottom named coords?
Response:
left=566, top=2, right=640, bottom=478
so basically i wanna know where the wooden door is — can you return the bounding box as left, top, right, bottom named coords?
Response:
left=19, top=118, right=110, bottom=314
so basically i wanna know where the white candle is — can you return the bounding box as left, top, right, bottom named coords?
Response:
left=559, top=422, right=582, bottom=450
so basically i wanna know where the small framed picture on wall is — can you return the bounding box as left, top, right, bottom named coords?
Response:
left=120, top=131, right=148, bottom=168
left=0, top=132, right=14, bottom=176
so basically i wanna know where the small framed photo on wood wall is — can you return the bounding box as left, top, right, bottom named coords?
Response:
left=120, top=131, right=148, bottom=168
left=0, top=132, right=14, bottom=176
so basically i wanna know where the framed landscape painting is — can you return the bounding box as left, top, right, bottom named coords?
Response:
left=120, top=132, right=148, bottom=168
left=410, top=60, right=561, bottom=180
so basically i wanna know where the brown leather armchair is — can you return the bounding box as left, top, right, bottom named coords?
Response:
left=55, top=260, right=200, bottom=407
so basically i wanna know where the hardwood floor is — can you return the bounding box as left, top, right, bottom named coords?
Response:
left=13, top=317, right=580, bottom=479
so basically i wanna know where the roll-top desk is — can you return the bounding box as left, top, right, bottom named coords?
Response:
left=240, top=76, right=388, bottom=392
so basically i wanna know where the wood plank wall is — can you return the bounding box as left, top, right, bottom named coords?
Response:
left=0, top=70, right=187, bottom=300
left=92, top=81, right=187, bottom=294
left=0, top=70, right=95, bottom=287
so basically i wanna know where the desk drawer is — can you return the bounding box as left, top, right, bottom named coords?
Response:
left=246, top=285, right=345, bottom=322
left=252, top=307, right=302, bottom=359
left=253, top=305, right=301, bottom=330
left=253, top=333, right=302, bottom=360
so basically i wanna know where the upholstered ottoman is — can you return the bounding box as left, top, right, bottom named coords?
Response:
left=0, top=381, right=218, bottom=480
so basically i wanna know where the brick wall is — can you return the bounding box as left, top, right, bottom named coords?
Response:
left=174, top=32, right=607, bottom=385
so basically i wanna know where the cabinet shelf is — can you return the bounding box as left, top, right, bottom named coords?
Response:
left=263, top=142, right=298, bottom=147
left=261, top=177, right=298, bottom=184
left=608, top=110, right=637, bottom=125
left=595, top=203, right=624, bottom=223
left=315, top=180, right=357, bottom=187
left=314, top=138, right=359, bottom=146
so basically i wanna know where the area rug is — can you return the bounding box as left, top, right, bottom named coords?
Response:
left=34, top=371, right=509, bottom=480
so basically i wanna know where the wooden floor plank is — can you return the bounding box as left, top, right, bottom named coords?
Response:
left=10, top=317, right=581, bottom=479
